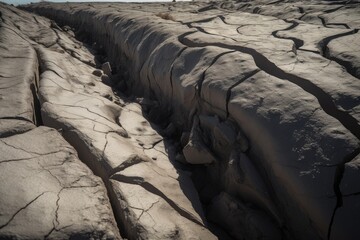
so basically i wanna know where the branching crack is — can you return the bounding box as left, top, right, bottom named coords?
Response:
left=110, top=154, right=149, bottom=175
left=0, top=192, right=47, bottom=229
left=178, top=30, right=360, bottom=140
left=225, top=69, right=260, bottom=117
left=111, top=174, right=204, bottom=227
left=198, top=50, right=235, bottom=97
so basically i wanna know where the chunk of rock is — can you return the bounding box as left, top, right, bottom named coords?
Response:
left=102, top=62, right=112, bottom=76
left=183, top=117, right=217, bottom=164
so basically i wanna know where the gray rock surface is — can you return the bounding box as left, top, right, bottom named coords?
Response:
left=0, top=1, right=359, bottom=240
left=0, top=126, right=120, bottom=239
left=0, top=8, right=37, bottom=137
left=0, top=3, right=215, bottom=239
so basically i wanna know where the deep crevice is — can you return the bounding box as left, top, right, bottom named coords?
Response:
left=30, top=83, right=43, bottom=126
left=32, top=48, right=43, bottom=126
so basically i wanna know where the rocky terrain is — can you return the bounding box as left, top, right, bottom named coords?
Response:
left=0, top=0, right=359, bottom=239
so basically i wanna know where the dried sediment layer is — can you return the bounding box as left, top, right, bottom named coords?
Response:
left=23, top=2, right=360, bottom=240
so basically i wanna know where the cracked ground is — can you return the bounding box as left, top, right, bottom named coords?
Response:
left=0, top=1, right=360, bottom=240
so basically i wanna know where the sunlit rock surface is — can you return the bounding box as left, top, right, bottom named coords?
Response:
left=0, top=1, right=359, bottom=239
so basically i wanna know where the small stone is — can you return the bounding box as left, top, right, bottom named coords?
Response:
left=103, top=94, right=113, bottom=101
left=102, top=62, right=112, bottom=76
left=182, top=117, right=217, bottom=164
left=92, top=69, right=103, bottom=77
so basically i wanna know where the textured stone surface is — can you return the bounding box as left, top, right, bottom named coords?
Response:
left=0, top=1, right=359, bottom=240
left=0, top=7, right=37, bottom=137
left=0, top=3, right=215, bottom=239
left=0, top=127, right=120, bottom=239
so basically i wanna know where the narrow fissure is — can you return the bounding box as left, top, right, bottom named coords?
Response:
left=225, top=69, right=260, bottom=118
left=320, top=28, right=360, bottom=79
left=110, top=175, right=206, bottom=227
left=30, top=83, right=43, bottom=126
left=327, top=147, right=360, bottom=240
left=271, top=20, right=304, bottom=50
left=197, top=50, right=234, bottom=96
left=31, top=48, right=43, bottom=126
left=59, top=128, right=127, bottom=239
left=178, top=29, right=360, bottom=140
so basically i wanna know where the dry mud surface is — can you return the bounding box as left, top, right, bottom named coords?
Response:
left=0, top=1, right=360, bottom=239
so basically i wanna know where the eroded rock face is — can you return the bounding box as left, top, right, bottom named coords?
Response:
left=1, top=1, right=359, bottom=240
left=0, top=3, right=215, bottom=239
